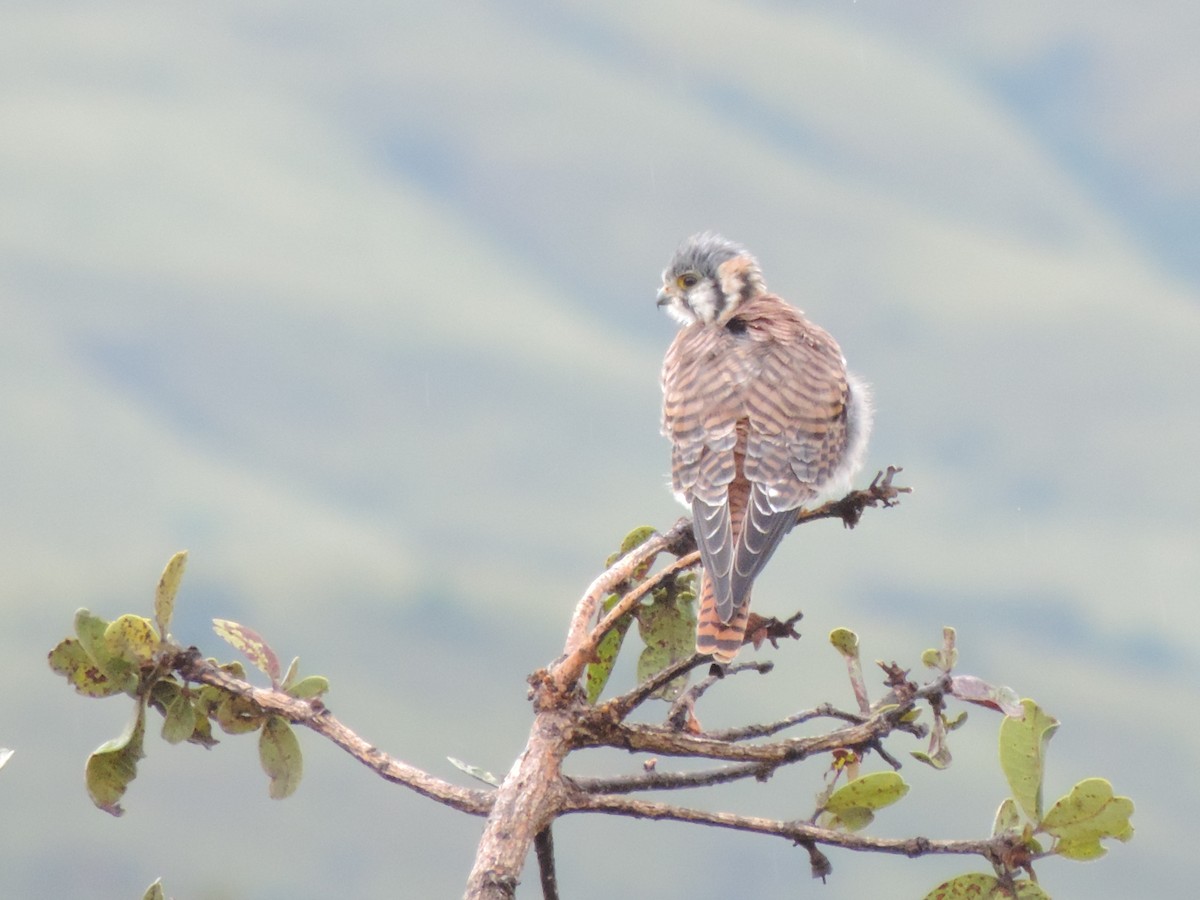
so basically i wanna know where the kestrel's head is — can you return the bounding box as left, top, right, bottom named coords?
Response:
left=656, top=232, right=767, bottom=326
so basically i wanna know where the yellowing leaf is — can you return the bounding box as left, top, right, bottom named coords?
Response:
left=999, top=699, right=1059, bottom=824
left=154, top=550, right=188, bottom=638
left=48, top=638, right=128, bottom=698
left=829, top=628, right=859, bottom=657
left=86, top=702, right=147, bottom=816
left=920, top=872, right=999, bottom=899
left=103, top=615, right=160, bottom=668
left=1014, top=882, right=1053, bottom=898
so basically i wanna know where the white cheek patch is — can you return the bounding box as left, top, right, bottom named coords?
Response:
left=688, top=282, right=722, bottom=324
left=664, top=297, right=696, bottom=325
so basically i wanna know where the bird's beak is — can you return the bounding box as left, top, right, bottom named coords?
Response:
left=656, top=287, right=671, bottom=307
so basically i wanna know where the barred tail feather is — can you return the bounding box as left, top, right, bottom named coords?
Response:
left=695, top=571, right=751, bottom=663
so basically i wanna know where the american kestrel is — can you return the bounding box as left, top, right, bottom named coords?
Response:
left=658, top=233, right=872, bottom=663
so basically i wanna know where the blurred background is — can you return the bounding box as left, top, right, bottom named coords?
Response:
left=2, top=1, right=1197, bottom=897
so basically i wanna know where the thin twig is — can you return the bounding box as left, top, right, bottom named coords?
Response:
left=534, top=827, right=558, bottom=900
left=565, top=792, right=1020, bottom=863
left=173, top=648, right=491, bottom=816
left=572, top=760, right=775, bottom=795
left=580, top=677, right=943, bottom=763
left=705, top=704, right=868, bottom=743
left=664, top=660, right=774, bottom=730
left=551, top=536, right=697, bottom=696
left=597, top=652, right=709, bottom=722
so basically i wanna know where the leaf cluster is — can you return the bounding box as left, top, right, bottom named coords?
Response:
left=47, top=551, right=328, bottom=815
left=584, top=526, right=697, bottom=704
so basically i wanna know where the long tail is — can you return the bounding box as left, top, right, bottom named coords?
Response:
left=695, top=571, right=751, bottom=663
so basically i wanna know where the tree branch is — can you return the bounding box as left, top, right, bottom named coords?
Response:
left=705, top=703, right=870, bottom=743
left=534, top=827, right=559, bottom=900
left=140, top=473, right=910, bottom=900
left=551, top=544, right=698, bottom=697
left=576, top=702, right=924, bottom=764
left=564, top=792, right=1018, bottom=864
left=172, top=648, right=491, bottom=816
left=572, top=760, right=775, bottom=795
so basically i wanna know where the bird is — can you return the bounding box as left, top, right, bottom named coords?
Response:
left=657, top=233, right=872, bottom=663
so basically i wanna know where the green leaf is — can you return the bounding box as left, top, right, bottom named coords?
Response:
left=280, top=656, right=300, bottom=691
left=152, top=680, right=198, bottom=745
left=103, top=614, right=160, bottom=668
left=944, top=710, right=968, bottom=731
left=821, top=772, right=909, bottom=831
left=213, top=619, right=281, bottom=683
left=1042, top=777, right=1134, bottom=860
left=999, top=699, right=1059, bottom=824
left=635, top=590, right=696, bottom=701
left=448, top=756, right=501, bottom=787
left=86, top=701, right=147, bottom=816
left=286, top=675, right=330, bottom=700
left=213, top=690, right=265, bottom=735
left=825, top=771, right=909, bottom=813
left=921, top=627, right=959, bottom=671
left=605, top=525, right=657, bottom=568
left=74, top=608, right=111, bottom=661
left=911, top=746, right=952, bottom=769
left=992, top=797, right=1022, bottom=836
left=187, top=710, right=218, bottom=749
left=48, top=638, right=128, bottom=697
left=921, top=873, right=1000, bottom=899
left=142, top=879, right=166, bottom=900
left=584, top=596, right=632, bottom=704
left=820, top=805, right=875, bottom=831
left=259, top=716, right=302, bottom=799
left=154, top=550, right=188, bottom=638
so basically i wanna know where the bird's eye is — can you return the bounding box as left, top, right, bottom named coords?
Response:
left=677, top=273, right=699, bottom=289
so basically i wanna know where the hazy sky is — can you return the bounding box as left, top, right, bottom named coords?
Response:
left=3, top=2, right=1197, bottom=898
